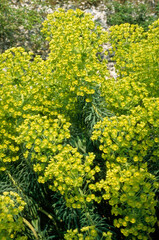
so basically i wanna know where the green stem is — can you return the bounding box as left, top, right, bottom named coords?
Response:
left=79, top=188, right=95, bottom=226
left=6, top=170, right=60, bottom=238
left=92, top=104, right=103, bottom=121
left=38, top=208, right=59, bottom=232
left=6, top=170, right=24, bottom=196
left=38, top=208, right=63, bottom=238
left=23, top=217, right=39, bottom=240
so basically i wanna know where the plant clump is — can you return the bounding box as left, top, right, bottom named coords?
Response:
left=0, top=8, right=158, bottom=240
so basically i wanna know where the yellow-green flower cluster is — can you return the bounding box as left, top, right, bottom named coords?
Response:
left=90, top=158, right=158, bottom=238
left=101, top=75, right=148, bottom=114
left=92, top=97, right=159, bottom=165
left=64, top=225, right=112, bottom=240
left=0, top=117, right=20, bottom=170
left=17, top=114, right=99, bottom=208
left=16, top=113, right=71, bottom=165
left=0, top=47, right=32, bottom=120
left=108, top=23, right=144, bottom=77
left=109, top=23, right=144, bottom=46
left=0, top=48, right=31, bottom=169
left=105, top=166, right=157, bottom=239
left=42, top=8, right=109, bottom=110
left=0, top=191, right=27, bottom=240
left=91, top=96, right=158, bottom=238
left=44, top=147, right=100, bottom=208
left=108, top=20, right=159, bottom=96
left=0, top=47, right=55, bottom=170
left=101, top=21, right=159, bottom=118
left=0, top=47, right=61, bottom=121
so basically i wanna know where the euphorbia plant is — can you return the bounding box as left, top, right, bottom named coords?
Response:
left=0, top=8, right=158, bottom=240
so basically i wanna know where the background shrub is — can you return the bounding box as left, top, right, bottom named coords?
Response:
left=0, top=0, right=48, bottom=56
left=106, top=0, right=159, bottom=30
